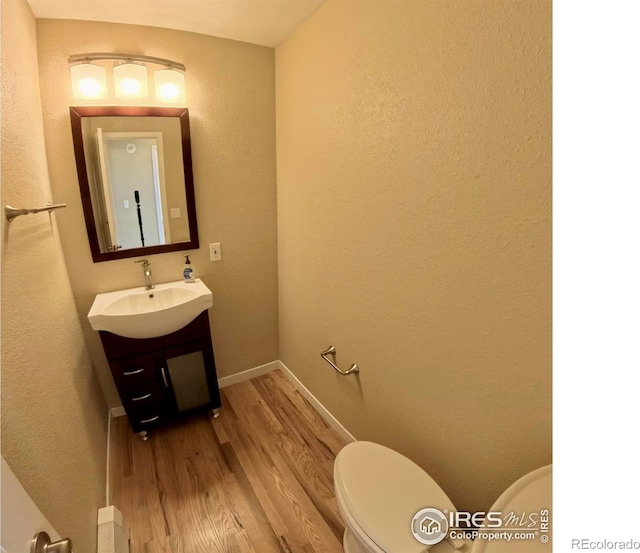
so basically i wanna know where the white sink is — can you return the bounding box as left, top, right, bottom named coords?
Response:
left=88, top=279, right=213, bottom=339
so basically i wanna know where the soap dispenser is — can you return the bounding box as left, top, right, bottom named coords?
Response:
left=183, top=255, right=196, bottom=283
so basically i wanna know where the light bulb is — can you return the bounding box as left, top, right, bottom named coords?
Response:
left=158, top=83, right=180, bottom=100
left=78, top=78, right=101, bottom=97
left=119, top=78, right=142, bottom=96
left=154, top=69, right=185, bottom=104
left=113, top=63, right=148, bottom=99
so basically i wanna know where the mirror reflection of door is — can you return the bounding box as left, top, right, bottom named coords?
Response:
left=95, top=130, right=172, bottom=250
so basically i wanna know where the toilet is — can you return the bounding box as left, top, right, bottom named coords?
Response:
left=334, top=441, right=551, bottom=553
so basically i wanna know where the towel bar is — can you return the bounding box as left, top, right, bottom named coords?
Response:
left=5, top=203, right=67, bottom=222
left=321, top=345, right=359, bottom=376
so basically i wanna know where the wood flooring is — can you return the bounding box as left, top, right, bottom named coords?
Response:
left=111, top=369, right=347, bottom=553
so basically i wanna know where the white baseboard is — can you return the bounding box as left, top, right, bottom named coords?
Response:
left=105, top=409, right=112, bottom=507
left=217, top=360, right=281, bottom=389
left=110, top=406, right=126, bottom=418
left=277, top=360, right=357, bottom=444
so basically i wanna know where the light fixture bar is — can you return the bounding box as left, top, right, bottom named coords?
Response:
left=68, top=53, right=185, bottom=72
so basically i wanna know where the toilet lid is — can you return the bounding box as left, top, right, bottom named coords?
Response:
left=335, top=441, right=456, bottom=553
left=470, top=465, right=552, bottom=553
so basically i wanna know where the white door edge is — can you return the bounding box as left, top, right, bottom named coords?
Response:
left=1, top=456, right=60, bottom=553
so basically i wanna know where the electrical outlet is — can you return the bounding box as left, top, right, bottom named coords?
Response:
left=209, top=243, right=221, bottom=261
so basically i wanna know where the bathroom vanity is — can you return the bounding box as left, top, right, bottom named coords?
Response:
left=99, top=311, right=221, bottom=435
left=88, top=278, right=220, bottom=438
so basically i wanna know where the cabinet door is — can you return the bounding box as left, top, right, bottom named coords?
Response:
left=155, top=340, right=221, bottom=416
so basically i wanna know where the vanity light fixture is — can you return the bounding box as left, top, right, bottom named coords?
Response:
left=69, top=62, right=107, bottom=99
left=113, top=62, right=148, bottom=99
left=154, top=68, right=186, bottom=104
left=68, top=53, right=186, bottom=104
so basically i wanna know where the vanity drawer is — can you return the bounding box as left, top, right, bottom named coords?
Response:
left=118, top=379, right=165, bottom=411
left=110, top=355, right=156, bottom=386
left=127, top=403, right=168, bottom=433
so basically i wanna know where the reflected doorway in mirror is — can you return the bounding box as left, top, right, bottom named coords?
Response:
left=95, top=131, right=173, bottom=250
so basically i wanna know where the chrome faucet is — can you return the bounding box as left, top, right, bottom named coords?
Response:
left=135, top=259, right=155, bottom=290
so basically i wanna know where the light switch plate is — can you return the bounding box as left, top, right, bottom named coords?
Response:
left=170, top=208, right=181, bottom=218
left=209, top=243, right=221, bottom=261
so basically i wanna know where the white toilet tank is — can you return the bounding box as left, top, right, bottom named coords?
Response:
left=469, top=464, right=552, bottom=553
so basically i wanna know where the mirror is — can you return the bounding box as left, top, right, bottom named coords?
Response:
left=70, top=106, right=199, bottom=262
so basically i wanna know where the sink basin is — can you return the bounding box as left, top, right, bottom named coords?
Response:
left=88, top=279, right=213, bottom=339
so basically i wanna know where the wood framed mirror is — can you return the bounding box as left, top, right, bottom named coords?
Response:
left=70, top=106, right=199, bottom=262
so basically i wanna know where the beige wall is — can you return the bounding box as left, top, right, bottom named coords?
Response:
left=276, top=0, right=551, bottom=513
left=36, top=20, right=279, bottom=407
left=0, top=0, right=108, bottom=550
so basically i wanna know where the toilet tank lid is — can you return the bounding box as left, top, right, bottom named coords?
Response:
left=469, top=464, right=552, bottom=553
left=335, top=441, right=456, bottom=553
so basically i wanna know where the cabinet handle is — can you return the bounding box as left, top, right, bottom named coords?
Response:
left=160, top=367, right=169, bottom=387
left=139, top=415, right=159, bottom=424
left=123, top=368, right=144, bottom=376
left=131, top=393, right=152, bottom=402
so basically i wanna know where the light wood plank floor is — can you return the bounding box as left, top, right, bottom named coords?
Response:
left=111, top=369, right=346, bottom=553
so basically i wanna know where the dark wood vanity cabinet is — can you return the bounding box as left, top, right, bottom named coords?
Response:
left=100, top=311, right=221, bottom=435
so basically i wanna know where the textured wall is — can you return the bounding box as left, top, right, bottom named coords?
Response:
left=36, top=20, right=279, bottom=407
left=1, top=0, right=108, bottom=550
left=276, top=0, right=551, bottom=513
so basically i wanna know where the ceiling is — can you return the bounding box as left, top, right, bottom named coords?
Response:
left=27, top=0, right=327, bottom=47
